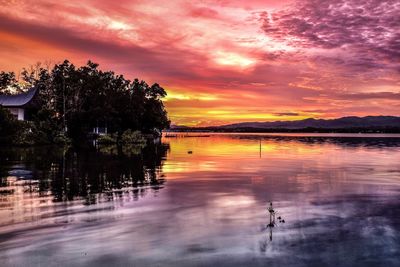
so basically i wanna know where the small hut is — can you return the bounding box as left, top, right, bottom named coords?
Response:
left=0, top=87, right=38, bottom=121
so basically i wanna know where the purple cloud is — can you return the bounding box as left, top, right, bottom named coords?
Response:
left=335, top=91, right=400, bottom=100
left=261, top=0, right=400, bottom=71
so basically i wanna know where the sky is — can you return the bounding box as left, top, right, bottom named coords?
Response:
left=0, top=0, right=399, bottom=126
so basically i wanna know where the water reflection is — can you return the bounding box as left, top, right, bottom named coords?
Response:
left=234, top=134, right=400, bottom=148
left=1, top=134, right=400, bottom=267
left=0, top=143, right=169, bottom=225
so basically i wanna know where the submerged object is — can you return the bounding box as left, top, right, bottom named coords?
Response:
left=188, top=151, right=193, bottom=154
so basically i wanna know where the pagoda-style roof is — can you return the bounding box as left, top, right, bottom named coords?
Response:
left=0, top=87, right=38, bottom=107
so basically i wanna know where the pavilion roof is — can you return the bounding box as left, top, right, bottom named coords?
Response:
left=0, top=87, right=38, bottom=107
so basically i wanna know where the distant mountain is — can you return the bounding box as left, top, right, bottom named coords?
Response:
left=170, top=124, right=189, bottom=129
left=218, top=116, right=400, bottom=129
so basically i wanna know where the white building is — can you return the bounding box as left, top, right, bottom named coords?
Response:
left=0, top=87, right=38, bottom=121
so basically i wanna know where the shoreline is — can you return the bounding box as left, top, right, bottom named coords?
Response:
left=164, top=131, right=400, bottom=138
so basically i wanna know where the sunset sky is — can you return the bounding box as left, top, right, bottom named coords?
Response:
left=0, top=0, right=399, bottom=126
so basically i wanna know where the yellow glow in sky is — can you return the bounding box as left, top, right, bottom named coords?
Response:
left=213, top=51, right=256, bottom=68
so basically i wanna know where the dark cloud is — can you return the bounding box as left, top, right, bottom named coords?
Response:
left=336, top=91, right=400, bottom=100
left=261, top=0, right=400, bottom=71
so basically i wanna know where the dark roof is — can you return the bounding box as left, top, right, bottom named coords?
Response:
left=0, top=87, right=38, bottom=107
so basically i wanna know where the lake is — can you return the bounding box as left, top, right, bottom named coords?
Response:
left=1, top=133, right=400, bottom=266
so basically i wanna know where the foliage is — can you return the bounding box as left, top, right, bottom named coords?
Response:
left=0, top=107, right=21, bottom=144
left=0, top=72, right=22, bottom=95
left=121, top=143, right=147, bottom=156
left=97, top=143, right=146, bottom=156
left=52, top=132, right=72, bottom=145
left=97, top=133, right=118, bottom=144
left=14, top=122, right=36, bottom=146
left=120, top=130, right=146, bottom=144
left=97, top=130, right=146, bottom=157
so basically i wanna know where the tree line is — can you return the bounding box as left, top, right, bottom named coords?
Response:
left=0, top=60, right=170, bottom=144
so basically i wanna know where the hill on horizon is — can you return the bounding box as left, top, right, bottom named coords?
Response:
left=220, top=116, right=400, bottom=129
left=171, top=116, right=400, bottom=130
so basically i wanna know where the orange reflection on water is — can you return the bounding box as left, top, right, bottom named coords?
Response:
left=161, top=133, right=328, bottom=179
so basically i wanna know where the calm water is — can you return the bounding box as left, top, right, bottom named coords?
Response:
left=1, top=133, right=400, bottom=266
